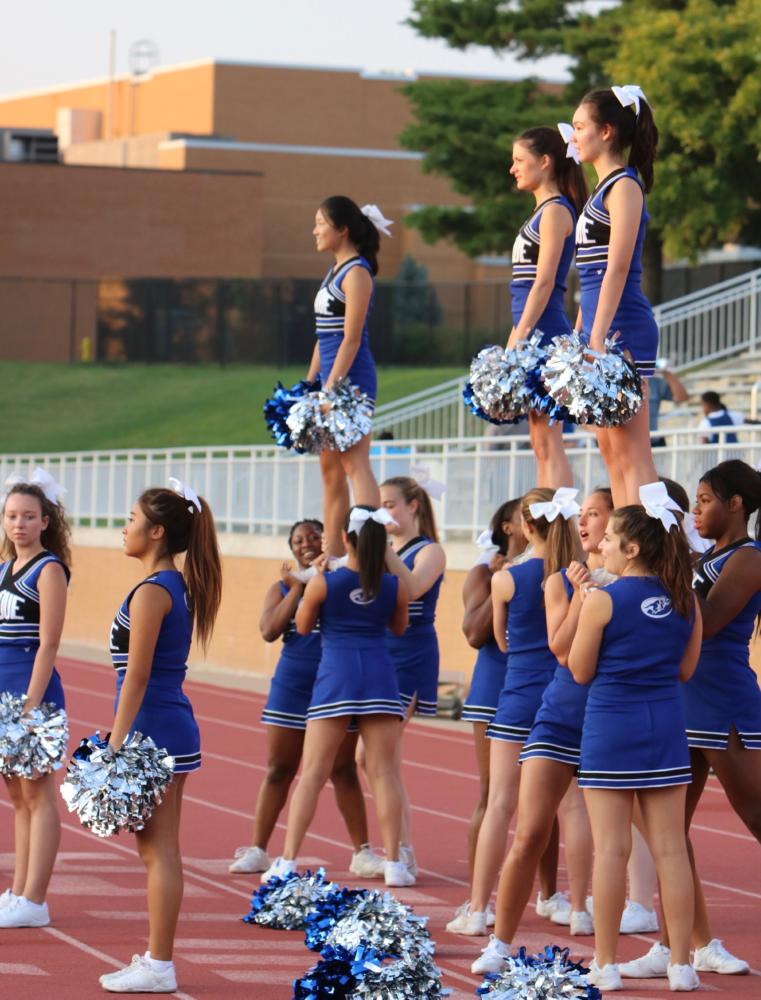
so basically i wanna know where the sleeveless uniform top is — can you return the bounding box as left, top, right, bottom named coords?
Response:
left=591, top=576, right=693, bottom=702
left=318, top=567, right=398, bottom=646
left=511, top=195, right=576, bottom=339
left=576, top=166, right=658, bottom=376
left=0, top=551, right=70, bottom=651
left=694, top=539, right=761, bottom=661
left=279, top=580, right=321, bottom=660
left=394, top=536, right=442, bottom=633
left=503, top=558, right=549, bottom=664
left=109, top=570, right=191, bottom=685
left=314, top=255, right=377, bottom=399
left=703, top=409, right=738, bottom=445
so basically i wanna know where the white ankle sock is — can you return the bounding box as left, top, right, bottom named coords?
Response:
left=145, top=952, right=174, bottom=973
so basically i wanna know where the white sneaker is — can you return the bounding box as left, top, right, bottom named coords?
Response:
left=445, top=902, right=487, bottom=936
left=260, top=855, right=297, bottom=884
left=471, top=935, right=511, bottom=975
left=485, top=902, right=496, bottom=927
left=619, top=942, right=671, bottom=978
left=693, top=938, right=750, bottom=975
left=0, top=889, right=18, bottom=910
left=667, top=963, right=700, bottom=992
left=349, top=846, right=386, bottom=878
left=228, top=845, right=270, bottom=874
left=550, top=906, right=571, bottom=926
left=569, top=909, right=594, bottom=935
left=0, top=896, right=50, bottom=928
left=384, top=859, right=415, bottom=887
left=620, top=899, right=660, bottom=933
left=536, top=890, right=570, bottom=920
left=100, top=954, right=177, bottom=993
left=587, top=960, right=622, bottom=991
left=400, top=844, right=418, bottom=877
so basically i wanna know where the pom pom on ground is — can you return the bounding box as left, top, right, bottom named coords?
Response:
left=245, top=869, right=337, bottom=931
left=477, top=945, right=601, bottom=999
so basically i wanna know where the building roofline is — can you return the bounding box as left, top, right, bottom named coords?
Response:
left=160, top=137, right=423, bottom=161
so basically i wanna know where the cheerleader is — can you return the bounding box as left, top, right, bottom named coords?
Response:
left=621, top=460, right=759, bottom=981
left=570, top=85, right=660, bottom=504
left=229, top=520, right=382, bottom=878
left=470, top=488, right=612, bottom=969
left=507, top=126, right=587, bottom=487
left=568, top=497, right=702, bottom=992
left=309, top=196, right=392, bottom=557
left=453, top=488, right=579, bottom=936
left=0, top=471, right=69, bottom=930
left=98, top=480, right=222, bottom=994
left=261, top=506, right=414, bottom=887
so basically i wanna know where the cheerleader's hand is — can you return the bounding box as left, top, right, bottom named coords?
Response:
left=280, top=561, right=300, bottom=587
left=566, top=560, right=591, bottom=592
left=506, top=327, right=521, bottom=350
left=312, top=553, right=330, bottom=574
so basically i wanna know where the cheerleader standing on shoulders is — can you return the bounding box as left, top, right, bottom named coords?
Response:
left=470, top=488, right=612, bottom=966
left=451, top=489, right=579, bottom=935
left=0, top=472, right=69, bottom=929
left=262, top=506, right=414, bottom=887
left=381, top=475, right=446, bottom=875
left=309, top=196, right=392, bottom=558
left=570, top=85, right=660, bottom=504
left=621, top=460, right=760, bottom=981
left=229, top=520, right=381, bottom=878
left=98, top=481, right=221, bottom=994
left=507, top=126, right=587, bottom=487
left=568, top=500, right=702, bottom=992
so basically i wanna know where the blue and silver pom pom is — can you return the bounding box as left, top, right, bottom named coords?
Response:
left=294, top=944, right=445, bottom=1000
left=60, top=731, right=174, bottom=837
left=264, top=378, right=321, bottom=451
left=245, top=869, right=337, bottom=931
left=463, top=334, right=549, bottom=425
left=0, top=692, right=68, bottom=778
left=541, top=333, right=643, bottom=427
left=287, top=378, right=374, bottom=454
left=477, top=945, right=602, bottom=999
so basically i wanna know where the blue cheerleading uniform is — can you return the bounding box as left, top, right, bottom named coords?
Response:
left=308, top=567, right=403, bottom=720
left=520, top=569, right=589, bottom=767
left=511, top=195, right=576, bottom=344
left=387, top=536, right=443, bottom=717
left=261, top=581, right=322, bottom=731
left=0, top=550, right=69, bottom=710
left=314, top=255, right=377, bottom=401
left=684, top=539, right=761, bottom=750
left=486, top=559, right=558, bottom=743
left=109, top=570, right=201, bottom=773
left=578, top=576, right=693, bottom=789
left=576, top=166, right=659, bottom=378
left=462, top=639, right=508, bottom=725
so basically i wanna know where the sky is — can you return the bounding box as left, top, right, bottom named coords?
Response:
left=0, top=0, right=569, bottom=97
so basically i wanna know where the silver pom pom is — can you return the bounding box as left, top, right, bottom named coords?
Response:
left=245, top=869, right=336, bottom=931
left=463, top=334, right=547, bottom=424
left=477, top=946, right=601, bottom=999
left=540, top=333, right=643, bottom=427
left=349, top=952, right=446, bottom=998
left=287, top=378, right=374, bottom=454
left=60, top=731, right=174, bottom=838
left=324, top=890, right=432, bottom=962
left=0, top=693, right=68, bottom=778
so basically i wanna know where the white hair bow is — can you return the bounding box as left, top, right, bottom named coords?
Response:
left=612, top=84, right=648, bottom=117
left=474, top=527, right=499, bottom=567
left=2, top=467, right=67, bottom=506
left=529, top=487, right=580, bottom=523
left=639, top=481, right=682, bottom=531
left=557, top=123, right=581, bottom=164
left=409, top=463, right=447, bottom=501
left=360, top=204, right=394, bottom=237
left=168, top=477, right=202, bottom=513
left=348, top=506, right=398, bottom=536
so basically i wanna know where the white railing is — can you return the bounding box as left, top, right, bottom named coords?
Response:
left=3, top=427, right=758, bottom=541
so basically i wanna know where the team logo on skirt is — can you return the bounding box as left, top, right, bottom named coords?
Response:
left=640, top=595, right=673, bottom=619
left=349, top=588, right=375, bottom=605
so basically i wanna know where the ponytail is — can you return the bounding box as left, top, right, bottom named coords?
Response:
left=1, top=484, right=71, bottom=567
left=613, top=506, right=693, bottom=618
left=344, top=505, right=387, bottom=601
left=521, top=487, right=579, bottom=580
left=138, top=488, right=222, bottom=650
left=381, top=476, right=439, bottom=543
left=516, top=126, right=588, bottom=215
left=581, top=89, right=659, bottom=192
left=320, top=195, right=381, bottom=275
left=700, top=460, right=761, bottom=540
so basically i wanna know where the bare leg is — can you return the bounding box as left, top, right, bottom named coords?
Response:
left=396, top=697, right=417, bottom=847
left=560, top=779, right=593, bottom=913
left=594, top=427, right=626, bottom=509
left=3, top=776, right=30, bottom=896
left=628, top=815, right=657, bottom=909
left=360, top=715, right=405, bottom=861
left=251, top=725, right=304, bottom=849
left=470, top=740, right=522, bottom=912
left=529, top=412, right=573, bottom=489
left=468, top=722, right=491, bottom=882
left=329, top=731, right=370, bottom=851
left=538, top=817, right=560, bottom=899
left=703, top=728, right=761, bottom=843
left=584, top=788, right=633, bottom=967
left=603, top=391, right=658, bottom=506
left=339, top=433, right=380, bottom=509
left=135, top=774, right=187, bottom=961
left=18, top=773, right=60, bottom=903
left=319, top=449, right=350, bottom=556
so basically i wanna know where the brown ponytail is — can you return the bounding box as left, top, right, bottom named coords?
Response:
left=612, top=506, right=693, bottom=618
left=344, top=505, right=387, bottom=601
left=381, top=476, right=439, bottom=543
left=138, top=488, right=222, bottom=651
left=516, top=126, right=589, bottom=216
left=520, top=487, right=579, bottom=580
left=581, top=89, right=659, bottom=192
left=1, top=484, right=71, bottom=567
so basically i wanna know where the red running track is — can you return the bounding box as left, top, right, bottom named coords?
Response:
left=1, top=655, right=759, bottom=999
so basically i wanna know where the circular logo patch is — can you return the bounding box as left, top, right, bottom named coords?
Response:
left=349, top=588, right=374, bottom=606
left=640, top=595, right=673, bottom=619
